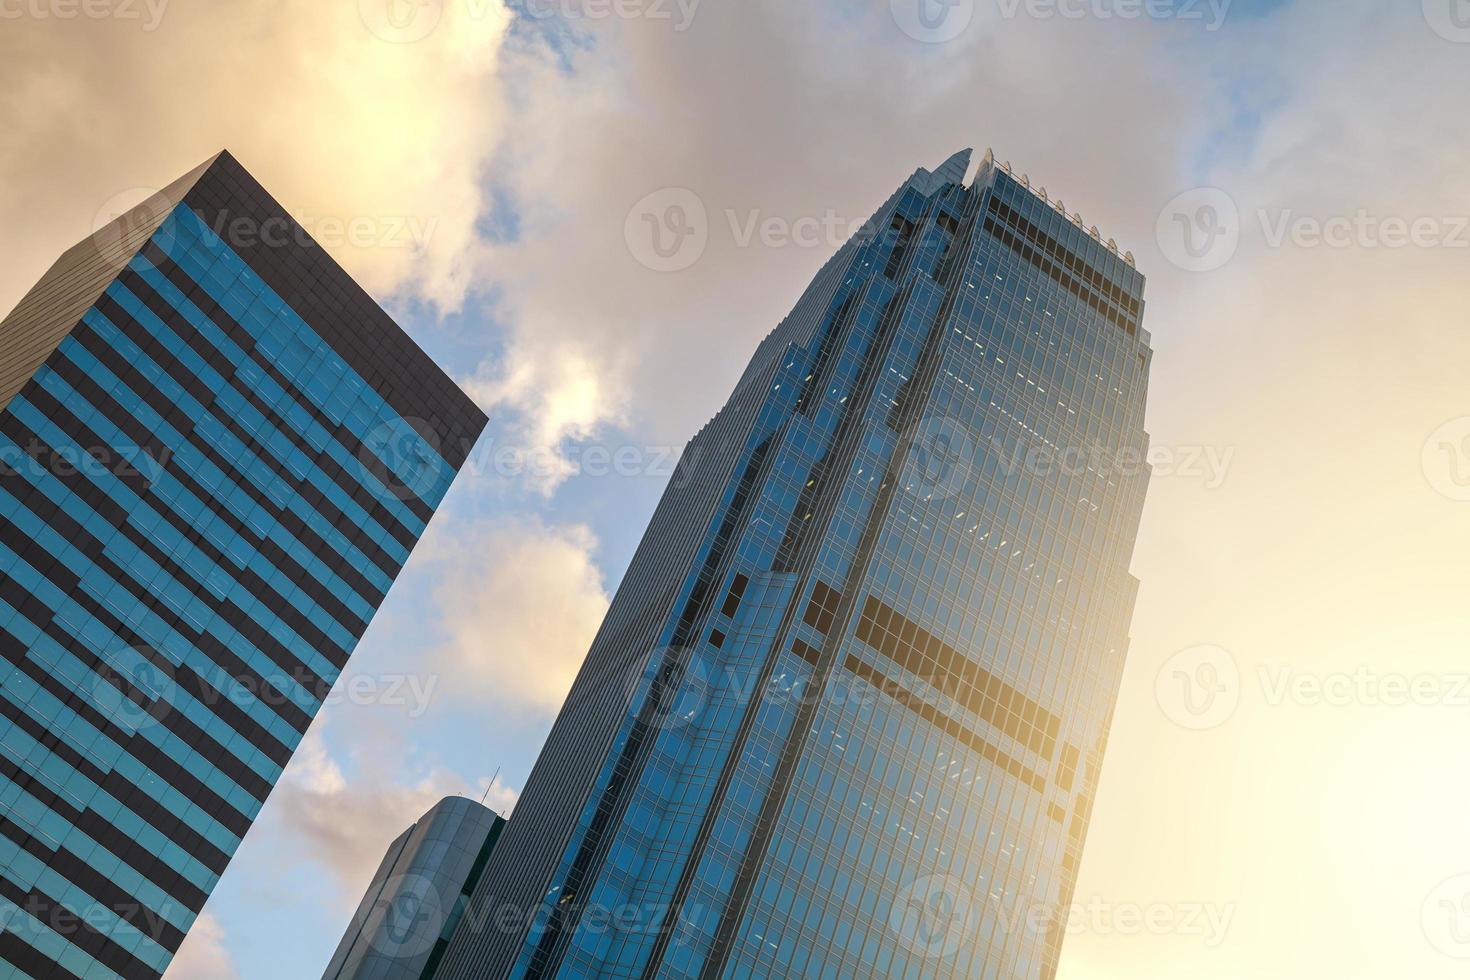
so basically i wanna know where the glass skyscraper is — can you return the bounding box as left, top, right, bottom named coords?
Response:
left=436, top=148, right=1152, bottom=980
left=323, top=796, right=506, bottom=980
left=0, top=152, right=486, bottom=979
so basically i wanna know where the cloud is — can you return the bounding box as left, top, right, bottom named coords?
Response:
left=460, top=0, right=1200, bottom=485
left=269, top=728, right=480, bottom=900
left=0, top=0, right=513, bottom=315
left=166, top=912, right=238, bottom=980
left=422, top=518, right=611, bottom=712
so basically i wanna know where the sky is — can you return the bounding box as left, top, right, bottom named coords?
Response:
left=3, top=0, right=1470, bottom=976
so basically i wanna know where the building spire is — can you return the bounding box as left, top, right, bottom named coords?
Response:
left=933, top=147, right=973, bottom=185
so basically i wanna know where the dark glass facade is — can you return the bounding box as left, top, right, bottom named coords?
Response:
left=0, top=152, right=486, bottom=979
left=436, top=148, right=1152, bottom=980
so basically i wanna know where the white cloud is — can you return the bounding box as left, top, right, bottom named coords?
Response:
left=423, top=518, right=611, bottom=712
left=263, top=720, right=520, bottom=916
left=165, top=912, right=238, bottom=980
left=270, top=728, right=470, bottom=900
left=0, top=0, right=513, bottom=315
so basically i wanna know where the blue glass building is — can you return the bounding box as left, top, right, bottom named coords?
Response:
left=436, top=149, right=1152, bottom=980
left=323, top=796, right=506, bottom=980
left=0, top=152, right=486, bottom=979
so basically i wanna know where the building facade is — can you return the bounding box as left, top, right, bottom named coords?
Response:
left=0, top=152, right=486, bottom=979
left=435, top=149, right=1152, bottom=980
left=323, top=796, right=506, bottom=980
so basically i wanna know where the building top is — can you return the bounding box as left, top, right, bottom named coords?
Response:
left=0, top=150, right=488, bottom=468
left=972, top=146, right=1141, bottom=270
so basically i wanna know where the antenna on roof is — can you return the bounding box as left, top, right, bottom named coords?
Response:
left=481, top=767, right=502, bottom=807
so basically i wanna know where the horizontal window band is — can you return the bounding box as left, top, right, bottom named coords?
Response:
left=0, top=623, right=255, bottom=840
left=855, top=595, right=1060, bottom=760
left=842, top=655, right=1047, bottom=794
left=0, top=809, right=191, bottom=948
left=0, top=693, right=230, bottom=876
left=43, top=329, right=392, bottom=609
left=0, top=868, right=161, bottom=980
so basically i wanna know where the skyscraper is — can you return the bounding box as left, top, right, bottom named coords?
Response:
left=0, top=151, right=486, bottom=979
left=435, top=148, right=1152, bottom=980
left=323, top=796, right=506, bottom=980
